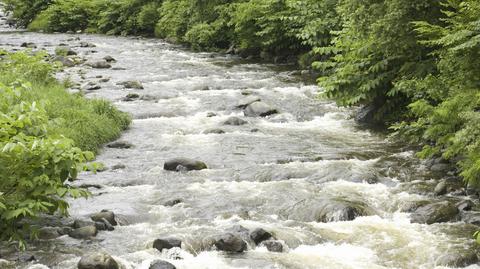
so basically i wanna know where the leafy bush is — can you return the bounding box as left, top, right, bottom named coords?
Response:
left=4, top=0, right=52, bottom=27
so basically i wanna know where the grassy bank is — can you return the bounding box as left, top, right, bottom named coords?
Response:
left=0, top=50, right=130, bottom=245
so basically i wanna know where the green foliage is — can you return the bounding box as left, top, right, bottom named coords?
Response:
left=4, top=0, right=52, bottom=27
left=0, top=51, right=130, bottom=246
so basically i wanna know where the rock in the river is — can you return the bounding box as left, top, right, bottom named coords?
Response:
left=84, top=84, right=101, bottom=91
left=54, top=56, right=76, bottom=67
left=107, top=141, right=133, bottom=149
left=153, top=238, right=182, bottom=251
left=285, top=198, right=371, bottom=223
left=355, top=104, right=378, bottom=124
left=111, top=163, right=126, bottom=170
left=164, top=199, right=183, bottom=207
left=434, top=180, right=448, bottom=196
left=461, top=211, right=480, bottom=225
left=261, top=240, right=283, bottom=252
left=117, top=80, right=144, bottom=89
left=69, top=226, right=97, bottom=239
left=214, top=233, right=247, bottom=253
left=86, top=60, right=111, bottom=69
left=457, top=200, right=475, bottom=211
left=203, top=128, right=225, bottom=134
left=37, top=227, right=61, bottom=240
left=236, top=96, right=261, bottom=109
left=55, top=46, right=77, bottom=56
left=91, top=210, right=117, bottom=226
left=249, top=228, right=272, bottom=245
left=103, top=56, right=116, bottom=62
left=78, top=253, right=118, bottom=269
left=206, top=112, right=217, bottom=117
left=164, top=158, right=207, bottom=171
left=437, top=252, right=479, bottom=268
left=79, top=42, right=96, bottom=48
left=20, top=42, right=36, bottom=48
left=410, top=201, right=459, bottom=224
left=223, top=116, right=247, bottom=126
left=149, top=260, right=176, bottom=269
left=244, top=101, right=278, bottom=117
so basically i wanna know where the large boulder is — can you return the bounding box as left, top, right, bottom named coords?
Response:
left=214, top=233, right=247, bottom=253
left=91, top=210, right=117, bottom=226
left=149, top=260, right=176, bottom=269
left=223, top=117, right=247, bottom=126
left=78, top=253, right=118, bottom=269
left=244, top=101, right=278, bottom=117
left=236, top=96, right=261, bottom=109
left=153, top=238, right=182, bottom=251
left=285, top=198, right=372, bottom=223
left=410, top=201, right=459, bottom=224
left=69, top=226, right=97, bottom=239
left=164, top=158, right=207, bottom=171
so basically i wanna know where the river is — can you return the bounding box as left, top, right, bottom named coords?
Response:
left=0, top=11, right=479, bottom=269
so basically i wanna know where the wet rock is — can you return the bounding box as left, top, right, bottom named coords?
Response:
left=223, top=116, right=247, bottom=126
left=206, top=112, right=217, bottom=117
left=286, top=198, right=371, bottom=223
left=236, top=96, right=261, bottom=109
left=20, top=42, right=36, bottom=48
left=250, top=128, right=260, bottom=133
left=244, top=101, right=278, bottom=117
left=214, top=233, right=247, bottom=253
left=73, top=219, right=95, bottom=229
left=111, top=164, right=126, bottom=170
left=410, top=201, right=459, bottom=224
left=54, top=56, right=76, bottom=67
left=261, top=240, right=283, bottom=252
left=107, top=141, right=133, bottom=149
left=203, top=128, right=225, bottom=134
left=200, top=86, right=210, bottom=91
left=117, top=81, right=144, bottom=89
left=91, top=210, right=117, bottom=226
left=164, top=199, right=183, bottom=207
left=457, top=200, right=474, bottom=211
left=79, top=42, right=96, bottom=48
left=126, top=93, right=140, bottom=99
left=78, top=253, right=118, bottom=269
left=241, top=90, right=253, bottom=96
left=18, top=254, right=36, bottom=262
left=95, top=218, right=115, bottom=231
left=37, top=227, right=61, bottom=240
left=103, top=56, right=116, bottom=62
left=461, top=211, right=480, bottom=225
left=149, top=260, right=176, bottom=269
left=431, top=163, right=450, bottom=172
left=355, top=104, right=378, bottom=124
left=86, top=60, right=111, bottom=69
left=250, top=228, right=272, bottom=245
left=84, top=84, right=101, bottom=91
left=153, top=238, right=182, bottom=251
left=140, top=95, right=158, bottom=101
left=69, top=226, right=97, bottom=239
left=437, top=252, right=479, bottom=268
left=434, top=180, right=448, bottom=196
left=164, top=158, right=207, bottom=171
left=55, top=46, right=76, bottom=56
left=99, top=77, right=110, bottom=83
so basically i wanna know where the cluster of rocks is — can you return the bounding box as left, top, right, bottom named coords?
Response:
left=77, top=253, right=176, bottom=269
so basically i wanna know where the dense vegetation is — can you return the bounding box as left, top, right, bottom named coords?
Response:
left=0, top=51, right=130, bottom=246
left=4, top=0, right=480, bottom=241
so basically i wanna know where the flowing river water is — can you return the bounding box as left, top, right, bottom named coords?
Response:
left=1, top=11, right=479, bottom=269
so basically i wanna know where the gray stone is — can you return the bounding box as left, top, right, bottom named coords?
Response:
left=20, top=42, right=36, bottom=48
left=164, top=199, right=183, bottom=207
left=69, top=226, right=97, bottom=239
left=237, top=96, right=261, bottom=109
left=91, top=210, right=117, bottom=226
left=149, top=260, right=176, bottom=269
left=411, top=201, right=459, bottom=224
left=164, top=158, right=207, bottom=171
left=203, top=128, right=225, bottom=134
left=78, top=253, right=118, bottom=269
left=457, top=200, right=475, bottom=211
left=214, top=233, right=247, bottom=253
left=153, top=238, right=182, bottom=251
left=37, top=227, right=61, bottom=240
left=250, top=228, right=272, bottom=245
left=55, top=46, right=77, bottom=56
left=244, top=101, right=278, bottom=117
left=111, top=164, right=126, bottom=170
left=86, top=60, right=111, bottom=69
left=206, top=112, right=217, bottom=117
left=54, top=56, right=76, bottom=67
left=434, top=180, right=448, bottom=196
left=437, top=252, right=479, bottom=267
left=262, top=240, right=283, bottom=252
left=117, top=81, right=144, bottom=89
left=103, top=56, right=116, bottom=62
left=107, top=141, right=133, bottom=149
left=79, top=42, right=96, bottom=48
left=223, top=117, right=247, bottom=126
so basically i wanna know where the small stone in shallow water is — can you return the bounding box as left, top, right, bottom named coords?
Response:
left=78, top=253, right=118, bottom=269
left=111, top=163, right=126, bottom=170
left=164, top=158, right=207, bottom=171
left=149, top=260, right=176, bottom=269
left=103, top=56, right=116, bottom=62
left=456, top=200, right=474, bottom=211
left=223, top=116, right=247, bottom=126
left=91, top=210, right=117, bottom=226
left=20, top=42, right=36, bottom=48
left=117, top=80, right=144, bottom=89
left=214, top=233, right=247, bottom=253
left=244, top=101, right=278, bottom=117
left=153, top=238, right=182, bottom=251
left=107, top=141, right=133, bottom=149
left=164, top=199, right=183, bottom=207
left=37, top=227, right=61, bottom=240
left=79, top=41, right=96, bottom=48
left=236, top=96, right=261, bottom=109
left=206, top=112, right=217, bottom=117
left=261, top=240, right=283, bottom=252
left=86, top=60, right=111, bottom=69
left=203, top=128, right=225, bottom=134
left=250, top=228, right=272, bottom=245
left=434, top=179, right=448, bottom=196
